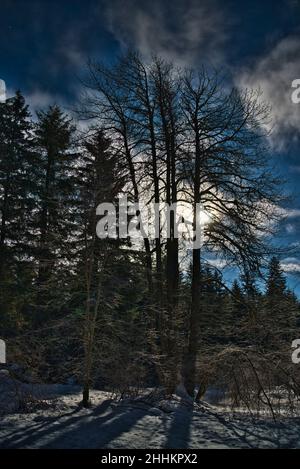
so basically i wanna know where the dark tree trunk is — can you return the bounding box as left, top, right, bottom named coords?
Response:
left=184, top=246, right=201, bottom=397
left=183, top=122, right=202, bottom=398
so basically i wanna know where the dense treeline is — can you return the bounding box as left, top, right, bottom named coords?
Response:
left=1, top=54, right=300, bottom=410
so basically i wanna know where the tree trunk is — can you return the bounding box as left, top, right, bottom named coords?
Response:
left=183, top=122, right=202, bottom=398
left=183, top=246, right=201, bottom=397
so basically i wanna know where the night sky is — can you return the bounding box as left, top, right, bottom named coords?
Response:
left=1, top=0, right=300, bottom=288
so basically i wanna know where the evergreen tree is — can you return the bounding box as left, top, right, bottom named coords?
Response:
left=75, top=129, right=125, bottom=406
left=266, top=257, right=287, bottom=299
left=231, top=280, right=244, bottom=313
left=0, top=91, right=35, bottom=333
left=263, top=256, right=298, bottom=349
left=240, top=269, right=261, bottom=324
left=33, top=105, right=78, bottom=321
left=231, top=279, right=246, bottom=322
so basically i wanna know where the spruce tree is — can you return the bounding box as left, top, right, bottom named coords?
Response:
left=266, top=257, right=287, bottom=299
left=33, top=105, right=77, bottom=322
left=0, top=91, right=35, bottom=333
left=264, top=256, right=298, bottom=349
left=75, top=129, right=125, bottom=406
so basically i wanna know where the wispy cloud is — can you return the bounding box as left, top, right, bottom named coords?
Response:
left=105, top=0, right=228, bottom=66
left=282, top=208, right=300, bottom=219
left=289, top=165, right=300, bottom=173
left=237, top=36, right=300, bottom=149
left=282, top=257, right=300, bottom=273
left=206, top=258, right=229, bottom=269
left=286, top=223, right=296, bottom=234
left=25, top=90, right=57, bottom=110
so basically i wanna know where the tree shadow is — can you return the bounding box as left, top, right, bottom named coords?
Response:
left=165, top=401, right=193, bottom=448
left=191, top=408, right=295, bottom=449
left=0, top=399, right=148, bottom=449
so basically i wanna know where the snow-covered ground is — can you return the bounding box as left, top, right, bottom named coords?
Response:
left=1, top=370, right=300, bottom=449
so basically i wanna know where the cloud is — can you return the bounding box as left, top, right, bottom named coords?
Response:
left=282, top=263, right=300, bottom=273
left=205, top=258, right=230, bottom=269
left=24, top=90, right=73, bottom=118
left=286, top=223, right=296, bottom=234
left=55, top=26, right=87, bottom=70
left=105, top=0, right=228, bottom=66
left=281, top=257, right=300, bottom=273
left=25, top=90, right=57, bottom=110
left=282, top=208, right=300, bottom=219
left=237, top=36, right=300, bottom=149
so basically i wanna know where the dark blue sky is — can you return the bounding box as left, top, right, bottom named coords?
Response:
left=1, top=0, right=299, bottom=100
left=1, top=0, right=300, bottom=288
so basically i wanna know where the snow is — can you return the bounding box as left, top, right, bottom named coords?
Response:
left=1, top=373, right=300, bottom=449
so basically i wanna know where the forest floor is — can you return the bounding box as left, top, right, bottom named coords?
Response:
left=1, top=370, right=300, bottom=449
